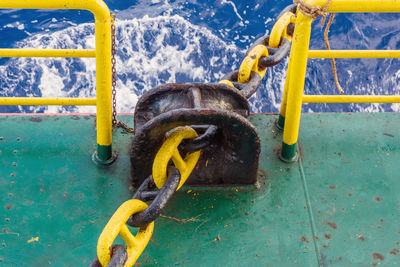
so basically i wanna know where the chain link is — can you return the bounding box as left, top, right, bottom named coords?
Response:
left=111, top=14, right=117, bottom=126
left=218, top=4, right=297, bottom=99
left=110, top=14, right=135, bottom=133
left=92, top=6, right=298, bottom=266
left=91, top=126, right=203, bottom=266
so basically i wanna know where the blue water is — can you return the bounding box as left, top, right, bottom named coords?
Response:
left=0, top=0, right=400, bottom=113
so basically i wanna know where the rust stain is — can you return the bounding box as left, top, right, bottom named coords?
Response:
left=258, top=169, right=268, bottom=179
left=297, top=142, right=304, bottom=161
left=300, top=236, right=309, bottom=243
left=29, top=117, right=42, bottom=122
left=5, top=204, right=12, bottom=210
left=372, top=253, right=384, bottom=261
left=322, top=245, right=327, bottom=249
left=358, top=235, right=365, bottom=241
left=273, top=145, right=282, bottom=156
left=199, top=110, right=215, bottom=115
left=329, top=185, right=336, bottom=189
left=327, top=222, right=337, bottom=230
left=390, top=248, right=399, bottom=255
left=338, top=152, right=342, bottom=156
left=375, top=197, right=382, bottom=202
left=324, top=234, right=331, bottom=239
left=380, top=219, right=384, bottom=222
left=348, top=193, right=353, bottom=197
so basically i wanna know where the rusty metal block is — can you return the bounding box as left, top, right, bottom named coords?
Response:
left=130, top=83, right=260, bottom=187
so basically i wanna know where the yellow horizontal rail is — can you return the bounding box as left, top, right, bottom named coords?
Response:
left=0, top=0, right=109, bottom=21
left=308, top=50, right=400, bottom=58
left=308, top=0, right=400, bottom=13
left=302, top=95, right=400, bottom=103
left=0, top=49, right=96, bottom=58
left=0, top=97, right=97, bottom=106
left=0, top=0, right=113, bottom=162
left=280, top=0, right=400, bottom=162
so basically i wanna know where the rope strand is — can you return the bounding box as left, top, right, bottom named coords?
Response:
left=294, top=0, right=343, bottom=94
left=324, top=13, right=344, bottom=94
left=293, top=0, right=332, bottom=20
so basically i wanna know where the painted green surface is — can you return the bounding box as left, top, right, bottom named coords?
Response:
left=280, top=142, right=298, bottom=163
left=0, top=113, right=399, bottom=266
left=277, top=114, right=285, bottom=130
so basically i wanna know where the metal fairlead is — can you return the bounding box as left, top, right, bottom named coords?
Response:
left=130, top=83, right=260, bottom=187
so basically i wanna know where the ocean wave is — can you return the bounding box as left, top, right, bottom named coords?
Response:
left=0, top=14, right=241, bottom=113
left=1, top=10, right=399, bottom=114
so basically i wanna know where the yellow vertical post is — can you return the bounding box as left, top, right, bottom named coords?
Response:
left=0, top=0, right=116, bottom=165
left=94, top=14, right=115, bottom=165
left=280, top=11, right=313, bottom=162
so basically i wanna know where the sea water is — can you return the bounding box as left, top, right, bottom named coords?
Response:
left=0, top=0, right=399, bottom=114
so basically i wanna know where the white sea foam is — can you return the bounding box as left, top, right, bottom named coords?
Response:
left=0, top=15, right=240, bottom=113
left=3, top=12, right=394, bottom=115
left=221, top=0, right=243, bottom=21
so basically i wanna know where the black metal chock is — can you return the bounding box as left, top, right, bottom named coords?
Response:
left=130, top=83, right=260, bottom=187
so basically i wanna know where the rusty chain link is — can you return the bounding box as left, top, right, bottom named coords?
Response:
left=90, top=126, right=205, bottom=266
left=111, top=14, right=117, bottom=125
left=93, top=5, right=299, bottom=266
left=219, top=4, right=297, bottom=99
left=110, top=14, right=135, bottom=133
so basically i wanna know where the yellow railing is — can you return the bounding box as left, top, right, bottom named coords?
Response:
left=0, top=0, right=114, bottom=164
left=279, top=0, right=400, bottom=162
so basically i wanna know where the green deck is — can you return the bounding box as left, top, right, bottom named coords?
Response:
left=0, top=113, right=399, bottom=266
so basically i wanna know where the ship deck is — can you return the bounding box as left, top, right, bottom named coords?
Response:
left=0, top=113, right=399, bottom=266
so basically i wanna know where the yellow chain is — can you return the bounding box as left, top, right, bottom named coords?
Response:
left=238, top=45, right=269, bottom=83
left=97, top=7, right=298, bottom=267
left=97, top=199, right=154, bottom=267
left=96, top=126, right=201, bottom=266
left=218, top=79, right=234, bottom=87
left=221, top=11, right=296, bottom=86
left=269, top=12, right=296, bottom=48
left=152, top=126, right=201, bottom=190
